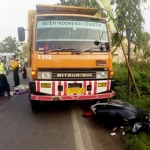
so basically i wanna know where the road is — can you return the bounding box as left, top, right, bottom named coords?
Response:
left=0, top=72, right=128, bottom=150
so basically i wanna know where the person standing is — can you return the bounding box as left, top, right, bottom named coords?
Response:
left=22, top=62, right=28, bottom=79
left=3, top=56, right=8, bottom=75
left=0, top=59, right=10, bottom=96
left=10, top=55, right=20, bottom=87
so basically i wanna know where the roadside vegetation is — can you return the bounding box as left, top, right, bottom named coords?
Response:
left=0, top=36, right=28, bottom=60
left=113, top=61, right=150, bottom=150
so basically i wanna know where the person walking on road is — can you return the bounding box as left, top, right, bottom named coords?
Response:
left=0, top=59, right=10, bottom=96
left=10, top=55, right=20, bottom=87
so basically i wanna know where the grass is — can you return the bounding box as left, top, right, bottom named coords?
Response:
left=113, top=62, right=150, bottom=150
left=124, top=133, right=150, bottom=150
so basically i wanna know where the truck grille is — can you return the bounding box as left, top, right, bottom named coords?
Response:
left=52, top=71, right=96, bottom=79
left=38, top=68, right=107, bottom=80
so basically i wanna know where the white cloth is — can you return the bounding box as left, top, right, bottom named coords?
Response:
left=14, top=84, right=29, bottom=91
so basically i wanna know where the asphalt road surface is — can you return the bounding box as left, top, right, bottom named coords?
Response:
left=0, top=71, right=128, bottom=150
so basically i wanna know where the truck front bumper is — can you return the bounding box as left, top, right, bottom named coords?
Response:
left=30, top=91, right=114, bottom=101
left=29, top=80, right=115, bottom=101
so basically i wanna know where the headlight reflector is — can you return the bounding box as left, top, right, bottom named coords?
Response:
left=96, top=71, right=108, bottom=79
left=38, top=72, right=52, bottom=79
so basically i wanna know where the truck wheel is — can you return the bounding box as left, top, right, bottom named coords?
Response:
left=30, top=100, right=40, bottom=112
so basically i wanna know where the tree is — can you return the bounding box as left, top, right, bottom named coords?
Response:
left=20, top=43, right=28, bottom=60
left=0, top=36, right=20, bottom=54
left=0, top=43, right=4, bottom=53
left=57, top=0, right=103, bottom=13
left=139, top=31, right=150, bottom=58
left=110, top=0, right=150, bottom=56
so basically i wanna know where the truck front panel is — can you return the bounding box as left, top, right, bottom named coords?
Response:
left=28, top=13, right=115, bottom=101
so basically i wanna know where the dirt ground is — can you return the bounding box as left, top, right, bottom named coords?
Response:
left=84, top=117, right=129, bottom=150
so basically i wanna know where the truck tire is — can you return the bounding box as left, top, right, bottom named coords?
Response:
left=29, top=93, right=40, bottom=112
left=30, top=99, right=40, bottom=112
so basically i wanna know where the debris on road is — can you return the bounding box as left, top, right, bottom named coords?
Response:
left=122, top=132, right=125, bottom=135
left=13, top=90, right=28, bottom=95
left=13, top=84, right=29, bottom=95
left=110, top=132, right=116, bottom=136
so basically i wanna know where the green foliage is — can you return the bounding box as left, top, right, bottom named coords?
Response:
left=110, top=0, right=145, bottom=30
left=141, top=32, right=150, bottom=58
left=58, top=0, right=98, bottom=7
left=111, top=33, right=121, bottom=48
left=0, top=43, right=4, bottom=53
left=124, top=133, right=150, bottom=150
left=114, top=61, right=150, bottom=98
left=113, top=62, right=150, bottom=150
left=110, top=0, right=150, bottom=57
left=0, top=36, right=20, bottom=54
left=57, top=0, right=104, bottom=15
left=20, top=43, right=28, bottom=60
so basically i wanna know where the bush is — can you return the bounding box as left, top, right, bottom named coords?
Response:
left=113, top=62, right=150, bottom=150
left=113, top=62, right=150, bottom=99
left=124, top=133, right=150, bottom=150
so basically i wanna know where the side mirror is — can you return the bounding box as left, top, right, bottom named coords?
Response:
left=18, top=27, right=25, bottom=41
left=94, top=40, right=100, bottom=46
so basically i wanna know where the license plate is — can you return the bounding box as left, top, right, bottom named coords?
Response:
left=41, top=83, right=51, bottom=88
left=98, top=83, right=106, bottom=87
left=66, top=88, right=85, bottom=94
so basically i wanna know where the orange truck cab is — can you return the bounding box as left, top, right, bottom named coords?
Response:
left=18, top=4, right=115, bottom=111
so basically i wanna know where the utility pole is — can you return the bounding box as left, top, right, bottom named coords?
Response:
left=126, top=0, right=131, bottom=98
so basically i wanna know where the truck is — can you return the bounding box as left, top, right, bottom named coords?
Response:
left=0, top=53, right=15, bottom=60
left=18, top=4, right=115, bottom=112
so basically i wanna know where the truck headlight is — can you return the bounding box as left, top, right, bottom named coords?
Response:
left=38, top=72, right=52, bottom=79
left=96, top=71, right=108, bottom=79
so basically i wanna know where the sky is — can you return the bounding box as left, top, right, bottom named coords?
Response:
left=0, top=0, right=149, bottom=42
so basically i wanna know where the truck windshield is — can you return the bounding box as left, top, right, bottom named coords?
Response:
left=36, top=16, right=109, bottom=52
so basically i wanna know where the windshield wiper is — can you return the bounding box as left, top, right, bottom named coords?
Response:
left=76, top=47, right=100, bottom=54
left=43, top=48, right=77, bottom=54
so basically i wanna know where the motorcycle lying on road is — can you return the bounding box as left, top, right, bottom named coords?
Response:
left=82, top=100, right=150, bottom=134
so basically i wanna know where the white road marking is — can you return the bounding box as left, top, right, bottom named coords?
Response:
left=77, top=109, right=95, bottom=150
left=71, top=108, right=85, bottom=150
